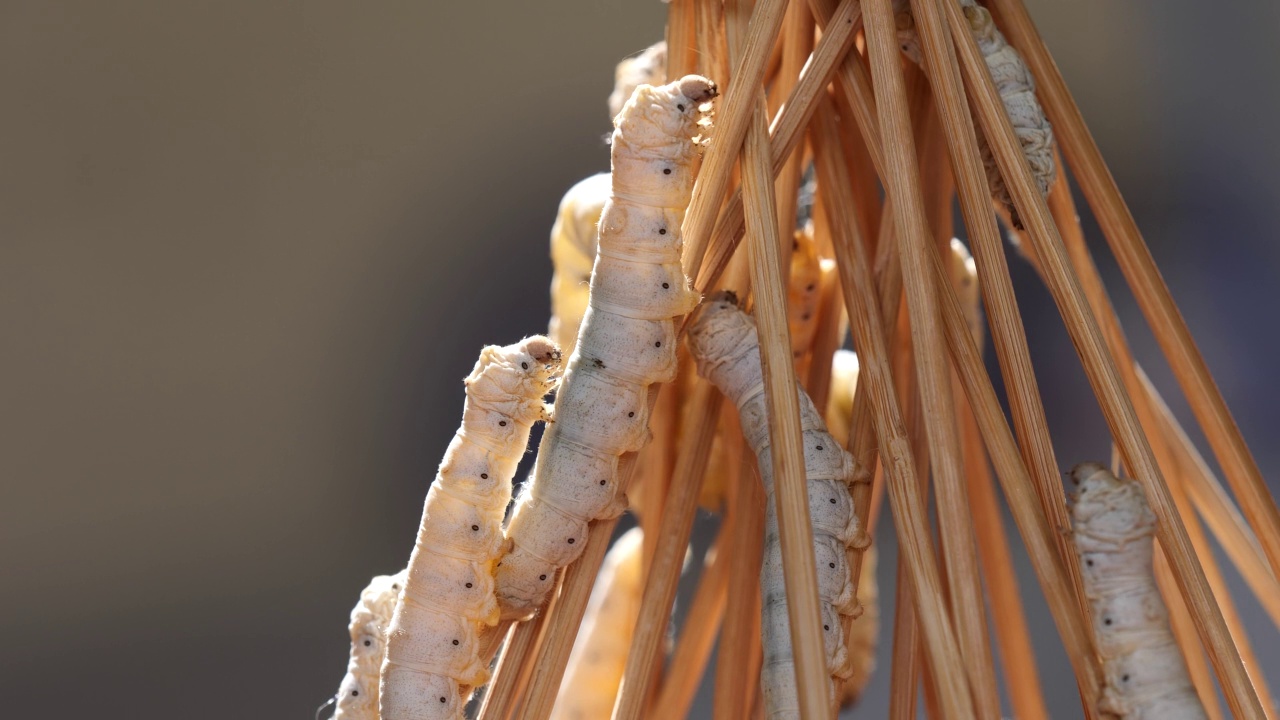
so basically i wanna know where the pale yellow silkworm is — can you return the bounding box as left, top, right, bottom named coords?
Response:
left=608, top=41, right=668, bottom=122
left=379, top=337, right=563, bottom=720
left=688, top=294, right=862, bottom=719
left=1069, top=462, right=1208, bottom=720
left=550, top=527, right=646, bottom=720
left=496, top=76, right=717, bottom=620
left=894, top=0, right=1056, bottom=228
left=330, top=570, right=407, bottom=720
left=549, top=42, right=669, bottom=354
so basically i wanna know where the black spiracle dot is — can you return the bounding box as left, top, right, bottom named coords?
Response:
left=829, top=562, right=836, bottom=568
left=471, top=524, right=479, bottom=531
left=829, top=498, right=837, bottom=504
left=599, top=479, right=607, bottom=486
left=628, top=411, right=635, bottom=417
left=1086, top=559, right=1094, bottom=567
left=663, top=168, right=672, bottom=175
left=823, top=625, right=830, bottom=631
left=816, top=445, right=824, bottom=451
left=521, top=362, right=528, bottom=369
left=567, top=538, right=575, bottom=544
left=662, top=282, right=670, bottom=289
left=1104, top=618, right=1112, bottom=626
left=659, top=228, right=667, bottom=235
left=654, top=341, right=662, bottom=347
left=677, top=103, right=685, bottom=111
left=499, top=420, right=507, bottom=427
left=363, top=639, right=371, bottom=647
left=1122, top=674, right=1130, bottom=682
left=452, top=639, right=459, bottom=646
left=440, top=697, right=447, bottom=704
left=465, top=582, right=473, bottom=588
left=352, top=690, right=358, bottom=696
left=539, top=574, right=547, bottom=581
left=481, top=473, right=489, bottom=479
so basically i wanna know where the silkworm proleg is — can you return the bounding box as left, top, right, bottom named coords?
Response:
left=379, top=337, right=563, bottom=720
left=496, top=76, right=717, bottom=620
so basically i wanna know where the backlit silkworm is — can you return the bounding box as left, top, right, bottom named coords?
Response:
left=379, top=337, right=563, bottom=720
left=330, top=570, right=407, bottom=720
left=688, top=294, right=861, bottom=719
left=550, top=527, right=645, bottom=720
left=1069, top=462, right=1207, bottom=720
left=549, top=42, right=669, bottom=353
left=495, top=75, right=717, bottom=620
left=608, top=41, right=668, bottom=121
left=787, top=227, right=823, bottom=361
left=894, top=0, right=1056, bottom=228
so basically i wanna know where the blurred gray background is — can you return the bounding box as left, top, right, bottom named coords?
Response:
left=2, top=1, right=1277, bottom=717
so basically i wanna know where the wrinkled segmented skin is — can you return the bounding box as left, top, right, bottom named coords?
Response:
left=1070, top=462, right=1207, bottom=720
left=497, top=76, right=717, bottom=621
left=550, top=527, right=646, bottom=720
left=332, top=570, right=407, bottom=720
left=380, top=337, right=563, bottom=720
left=689, top=295, right=863, bottom=719
left=893, top=0, right=1056, bottom=228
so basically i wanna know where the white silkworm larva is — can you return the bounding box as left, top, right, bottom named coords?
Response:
left=379, top=337, right=563, bottom=720
left=688, top=294, right=863, bottom=719
left=328, top=570, right=407, bottom=720
left=495, top=75, right=717, bottom=620
left=893, top=0, right=1056, bottom=228
left=550, top=527, right=646, bottom=720
left=1069, top=462, right=1208, bottom=720
left=607, top=41, right=668, bottom=122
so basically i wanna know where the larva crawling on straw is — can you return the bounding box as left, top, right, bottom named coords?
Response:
left=550, top=527, right=645, bottom=720
left=496, top=75, right=717, bottom=620
left=379, top=337, right=563, bottom=720
left=894, top=0, right=1056, bottom=229
left=326, top=570, right=406, bottom=720
left=1069, top=462, right=1208, bottom=720
left=548, top=41, right=668, bottom=353
left=689, top=293, right=862, bottom=718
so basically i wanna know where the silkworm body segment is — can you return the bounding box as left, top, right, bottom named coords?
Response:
left=496, top=76, right=717, bottom=620
left=689, top=295, right=863, bottom=719
left=380, top=337, right=563, bottom=720
left=1070, top=462, right=1207, bottom=720
left=332, top=570, right=407, bottom=720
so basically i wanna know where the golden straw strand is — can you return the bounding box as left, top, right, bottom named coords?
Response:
left=888, top=554, right=920, bottom=720
left=666, top=0, right=698, bottom=80
left=477, top=574, right=562, bottom=720
left=651, top=532, right=730, bottom=719
left=1152, top=539, right=1226, bottom=720
left=714, top=441, right=766, bottom=720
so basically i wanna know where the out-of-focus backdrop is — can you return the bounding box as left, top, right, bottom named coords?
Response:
left=2, top=1, right=1277, bottom=717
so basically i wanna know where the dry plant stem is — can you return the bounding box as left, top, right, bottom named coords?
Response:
left=942, top=3, right=1261, bottom=715
left=477, top=577, right=561, bottom=720
left=681, top=0, right=790, bottom=281
left=804, top=267, right=844, bottom=410
left=862, top=0, right=999, bottom=712
left=694, top=0, right=864, bottom=293
left=612, top=384, right=723, bottom=720
left=958, top=391, right=1050, bottom=720
left=741, top=97, right=832, bottom=720
left=988, top=0, right=1280, bottom=587
left=1140, top=368, right=1280, bottom=628
left=1045, top=163, right=1279, bottom=715
left=697, top=0, right=731, bottom=95
left=714, top=446, right=767, bottom=720
left=812, top=101, right=977, bottom=720
left=1152, top=538, right=1228, bottom=720
left=651, top=532, right=730, bottom=719
left=910, top=0, right=1088, bottom=632
left=888, top=554, right=920, bottom=720
left=770, top=0, right=814, bottom=267
left=666, top=0, right=698, bottom=79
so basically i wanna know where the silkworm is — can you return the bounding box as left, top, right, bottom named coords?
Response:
left=1069, top=462, right=1207, bottom=720
left=379, top=337, right=563, bottom=720
left=496, top=75, right=717, bottom=621
left=893, top=0, right=1056, bottom=229
left=549, top=42, right=669, bottom=354
left=330, top=570, right=406, bottom=720
left=608, top=41, right=668, bottom=121
left=550, top=527, right=646, bottom=720
left=688, top=294, right=861, bottom=719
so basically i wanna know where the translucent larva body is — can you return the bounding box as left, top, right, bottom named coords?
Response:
left=379, top=337, right=563, bottom=720
left=331, top=571, right=407, bottom=720
left=548, top=172, right=610, bottom=353
left=608, top=41, right=668, bottom=123
left=688, top=295, right=862, bottom=719
left=550, top=527, right=646, bottom=720
left=894, top=0, right=1056, bottom=227
left=496, top=76, right=717, bottom=620
left=1070, top=462, right=1208, bottom=720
